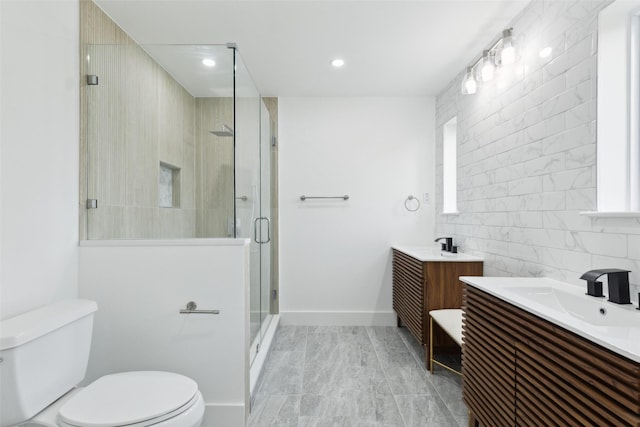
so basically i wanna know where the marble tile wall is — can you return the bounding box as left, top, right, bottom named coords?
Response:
left=435, top=0, right=640, bottom=299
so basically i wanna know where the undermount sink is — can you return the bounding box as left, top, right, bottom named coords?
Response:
left=502, top=285, right=637, bottom=327
left=459, top=276, right=640, bottom=363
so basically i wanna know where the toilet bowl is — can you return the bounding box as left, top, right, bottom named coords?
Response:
left=0, top=300, right=204, bottom=427
left=28, top=372, right=204, bottom=427
left=58, top=372, right=204, bottom=427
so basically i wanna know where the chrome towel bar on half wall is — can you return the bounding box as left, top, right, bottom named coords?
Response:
left=179, top=301, right=220, bottom=315
left=300, top=195, right=349, bottom=201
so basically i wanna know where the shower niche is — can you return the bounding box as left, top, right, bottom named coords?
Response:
left=159, top=162, right=180, bottom=208
left=81, top=36, right=278, bottom=368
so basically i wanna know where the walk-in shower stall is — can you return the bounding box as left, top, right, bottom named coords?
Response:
left=81, top=42, right=277, bottom=371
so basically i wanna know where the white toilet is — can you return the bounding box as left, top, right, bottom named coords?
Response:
left=0, top=300, right=204, bottom=427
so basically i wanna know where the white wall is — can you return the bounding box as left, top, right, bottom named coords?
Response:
left=0, top=0, right=80, bottom=320
left=78, top=239, right=250, bottom=427
left=435, top=0, right=640, bottom=300
left=278, top=97, right=435, bottom=325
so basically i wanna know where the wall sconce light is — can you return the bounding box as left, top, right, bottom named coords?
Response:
left=461, top=27, right=517, bottom=95
left=461, top=66, right=477, bottom=94
left=479, top=50, right=495, bottom=82
left=500, top=28, right=516, bottom=65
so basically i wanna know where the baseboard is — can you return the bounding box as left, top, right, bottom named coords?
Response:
left=279, top=311, right=396, bottom=326
left=202, top=403, right=245, bottom=427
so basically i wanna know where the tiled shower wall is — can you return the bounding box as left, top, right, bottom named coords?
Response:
left=81, top=0, right=235, bottom=239
left=435, top=0, right=640, bottom=298
left=195, top=97, right=234, bottom=237
left=81, top=0, right=196, bottom=239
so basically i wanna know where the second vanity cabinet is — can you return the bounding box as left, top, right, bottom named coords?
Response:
left=463, top=284, right=640, bottom=427
left=391, top=247, right=483, bottom=369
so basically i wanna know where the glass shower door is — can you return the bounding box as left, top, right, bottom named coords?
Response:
left=233, top=50, right=270, bottom=365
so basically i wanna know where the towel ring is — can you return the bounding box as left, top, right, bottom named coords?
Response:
left=405, top=195, right=420, bottom=212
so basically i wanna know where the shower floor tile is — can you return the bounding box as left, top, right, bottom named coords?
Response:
left=248, top=325, right=467, bottom=427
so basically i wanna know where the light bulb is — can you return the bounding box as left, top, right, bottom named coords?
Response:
left=539, top=46, right=552, bottom=58
left=500, top=28, right=516, bottom=65
left=465, top=78, right=477, bottom=94
left=461, top=66, right=477, bottom=95
left=479, top=50, right=495, bottom=82
left=501, top=45, right=515, bottom=65
left=331, top=58, right=345, bottom=68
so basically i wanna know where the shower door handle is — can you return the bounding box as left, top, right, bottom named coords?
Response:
left=263, top=217, right=271, bottom=244
left=253, top=217, right=271, bottom=244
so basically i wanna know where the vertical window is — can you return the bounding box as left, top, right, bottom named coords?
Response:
left=443, top=117, right=458, bottom=213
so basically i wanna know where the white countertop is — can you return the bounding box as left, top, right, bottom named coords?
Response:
left=460, top=276, right=640, bottom=363
left=392, top=245, right=484, bottom=262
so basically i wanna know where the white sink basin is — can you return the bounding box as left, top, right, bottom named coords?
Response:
left=460, top=277, right=640, bottom=363
left=502, top=285, right=637, bottom=327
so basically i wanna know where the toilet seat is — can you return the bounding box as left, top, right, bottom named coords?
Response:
left=57, top=371, right=202, bottom=427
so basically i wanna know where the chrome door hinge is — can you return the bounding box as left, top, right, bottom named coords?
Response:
left=86, top=199, right=98, bottom=209
left=272, top=289, right=277, bottom=301
left=87, top=75, right=99, bottom=85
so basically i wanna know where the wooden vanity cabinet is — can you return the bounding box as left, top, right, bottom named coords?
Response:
left=463, top=284, right=640, bottom=427
left=392, top=249, right=483, bottom=369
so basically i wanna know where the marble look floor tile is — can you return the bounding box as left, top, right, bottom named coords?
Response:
left=425, top=361, right=468, bottom=420
left=247, top=394, right=300, bottom=426
left=299, top=390, right=403, bottom=426
left=396, top=327, right=426, bottom=367
left=259, top=351, right=305, bottom=395
left=429, top=369, right=462, bottom=389
left=382, top=364, right=437, bottom=396
left=247, top=394, right=288, bottom=426
left=298, top=416, right=380, bottom=427
left=302, top=361, right=344, bottom=395
left=376, top=350, right=422, bottom=371
left=339, top=365, right=392, bottom=395
left=455, top=413, right=469, bottom=427
left=272, top=326, right=308, bottom=351
left=395, top=395, right=458, bottom=427
left=251, top=325, right=467, bottom=427
left=366, top=327, right=407, bottom=353
left=304, top=341, right=343, bottom=368
left=306, top=332, right=340, bottom=354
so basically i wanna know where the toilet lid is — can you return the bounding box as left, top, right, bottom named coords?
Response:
left=59, top=371, right=198, bottom=427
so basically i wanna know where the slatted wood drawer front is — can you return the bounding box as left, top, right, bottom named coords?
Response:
left=463, top=285, right=640, bottom=427
left=392, top=250, right=424, bottom=344
left=513, top=307, right=640, bottom=427
left=463, top=286, right=517, bottom=427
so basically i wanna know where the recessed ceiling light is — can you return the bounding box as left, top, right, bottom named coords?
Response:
left=202, top=58, right=216, bottom=67
left=331, top=58, right=345, bottom=68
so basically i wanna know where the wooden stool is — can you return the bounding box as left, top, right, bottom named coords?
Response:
left=429, top=309, right=463, bottom=375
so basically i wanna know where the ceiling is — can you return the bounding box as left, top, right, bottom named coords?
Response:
left=94, top=0, right=530, bottom=97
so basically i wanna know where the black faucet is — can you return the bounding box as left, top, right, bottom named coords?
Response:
left=434, top=237, right=453, bottom=252
left=580, top=269, right=632, bottom=304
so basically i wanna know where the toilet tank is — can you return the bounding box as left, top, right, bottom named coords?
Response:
left=0, top=299, right=97, bottom=427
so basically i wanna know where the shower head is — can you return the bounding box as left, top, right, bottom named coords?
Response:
left=209, top=124, right=234, bottom=137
